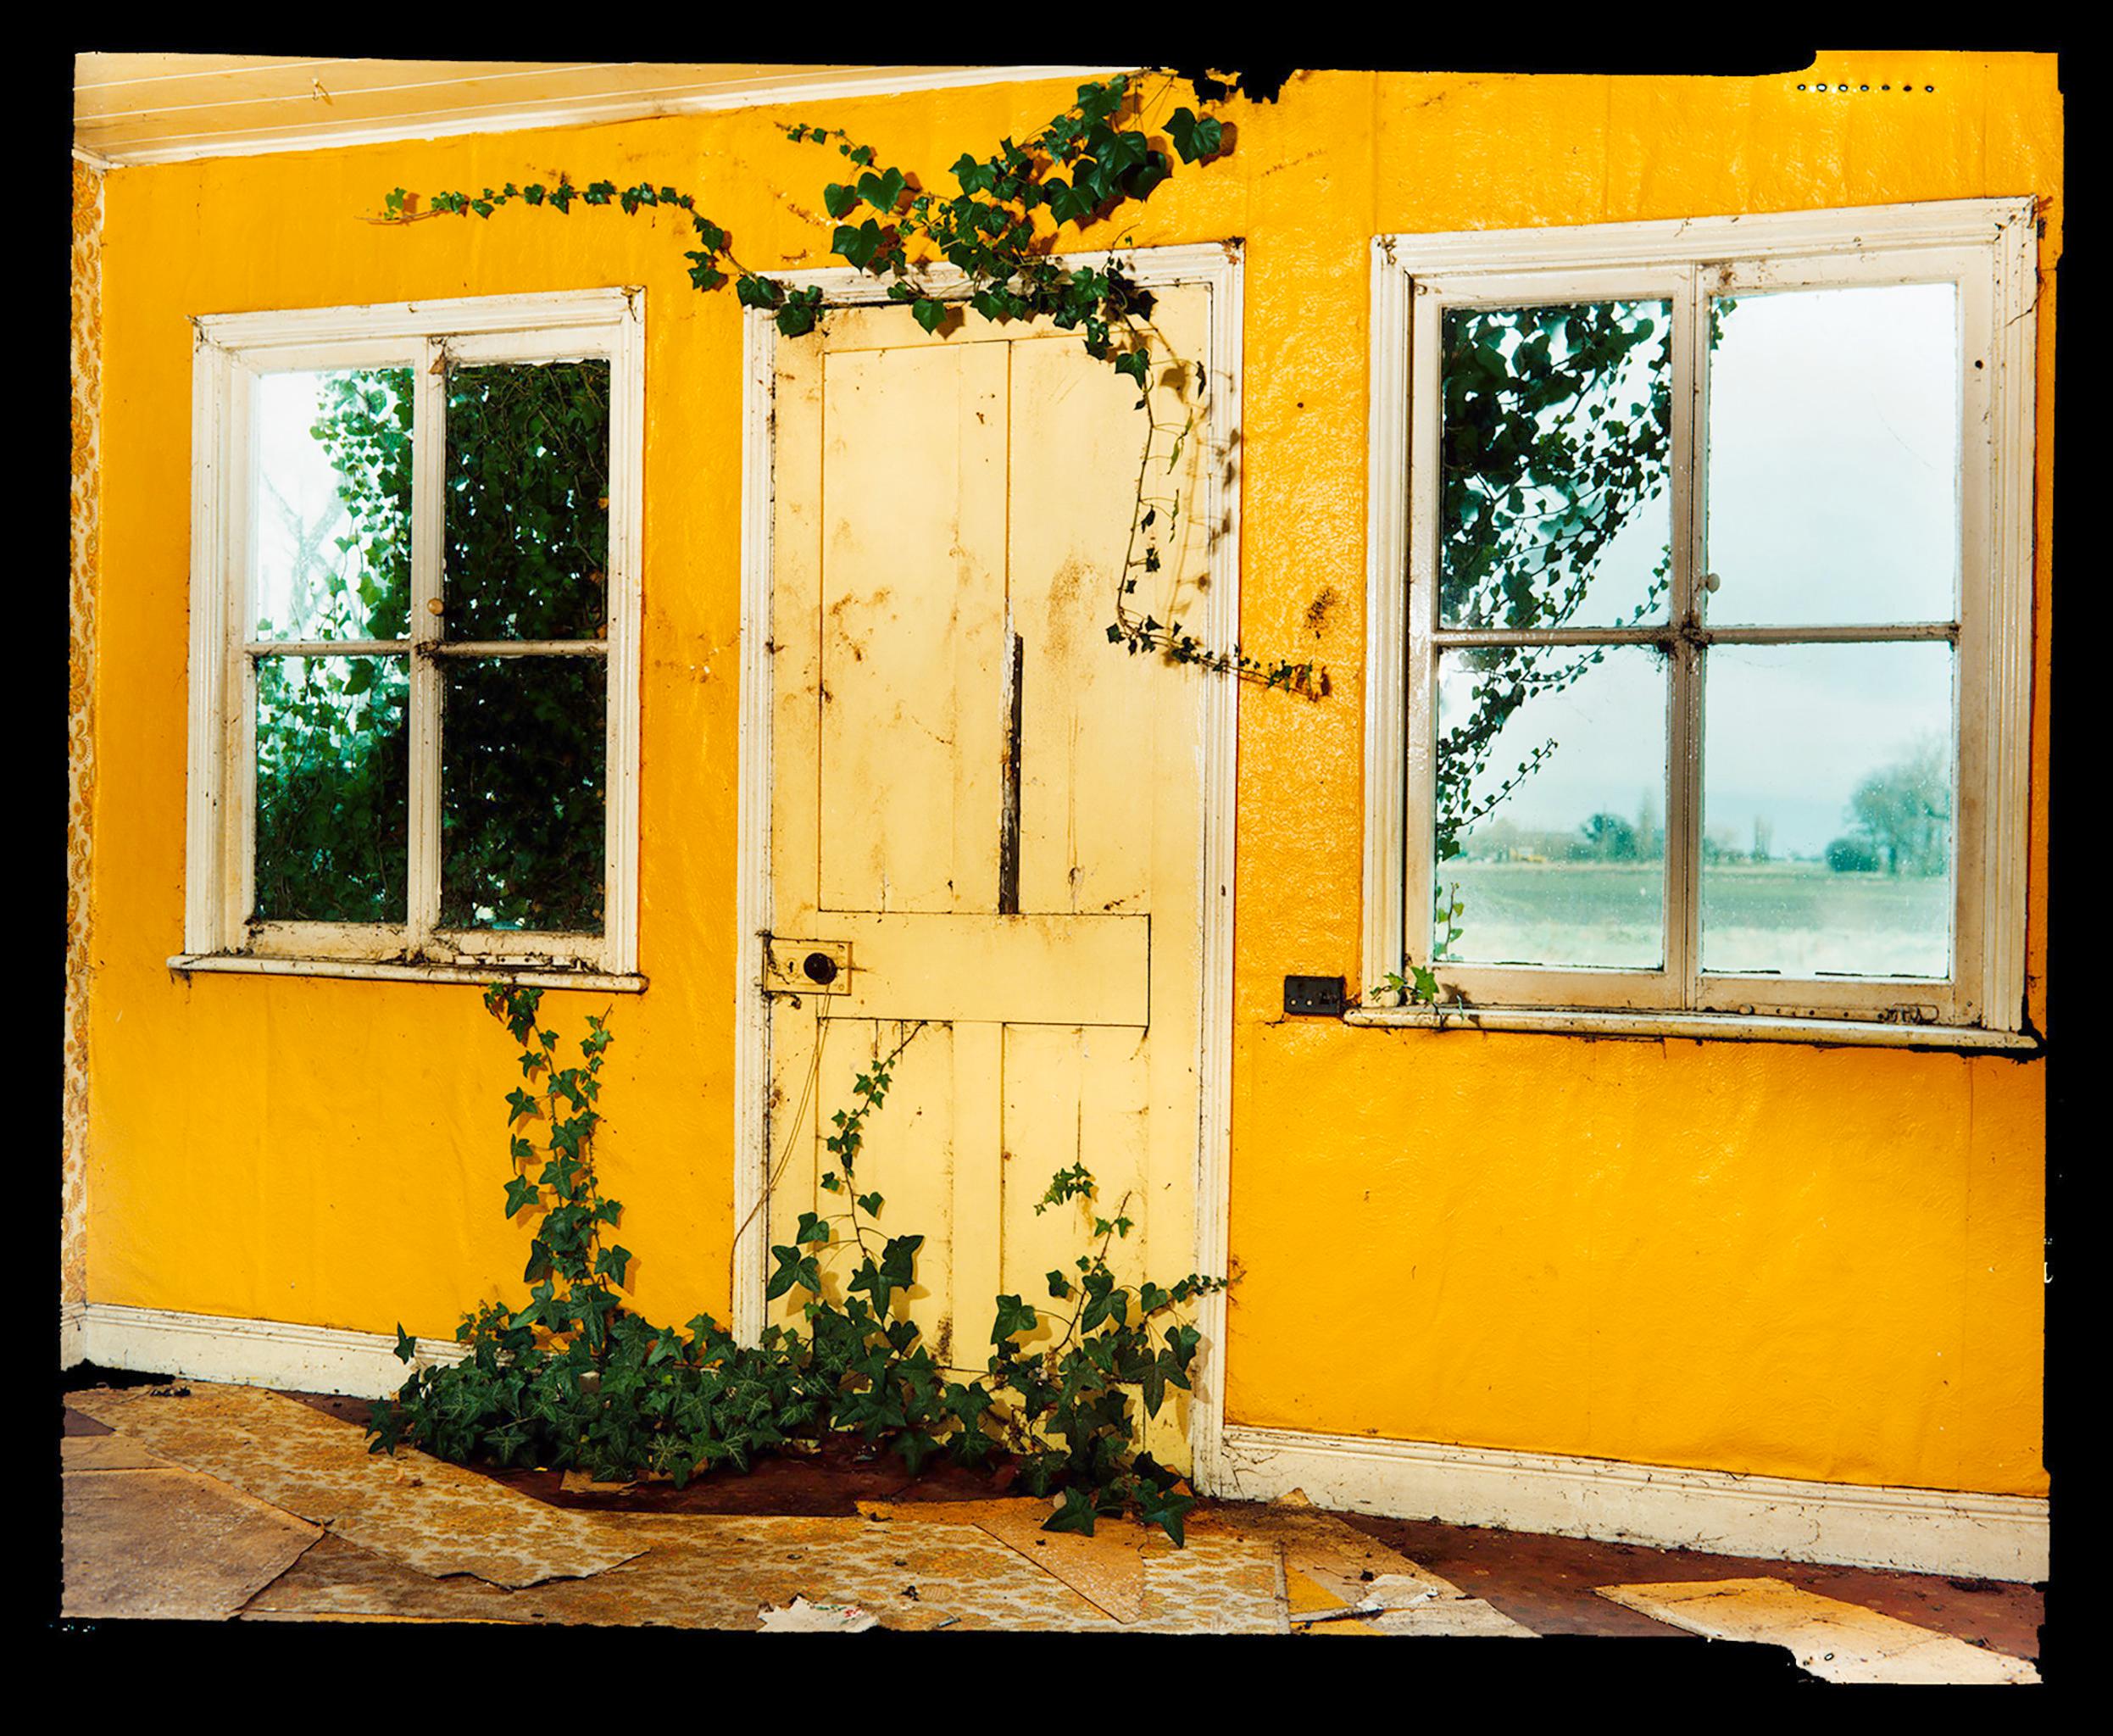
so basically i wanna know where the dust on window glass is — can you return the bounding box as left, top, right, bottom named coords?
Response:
left=1701, top=642, right=1955, bottom=980
left=440, top=656, right=607, bottom=934
left=444, top=360, right=611, bottom=641
left=1440, top=300, right=1674, bottom=632
left=1436, top=647, right=1668, bottom=970
left=253, top=654, right=410, bottom=923
left=251, top=369, right=414, bottom=643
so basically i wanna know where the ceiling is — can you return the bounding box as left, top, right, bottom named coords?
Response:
left=73, top=58, right=1120, bottom=165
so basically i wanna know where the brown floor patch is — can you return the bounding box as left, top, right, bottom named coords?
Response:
left=62, top=1404, right=115, bottom=1438
left=64, top=1466, right=320, bottom=1621
left=1340, top=1510, right=2045, bottom=1657
left=68, top=1382, right=642, bottom=1589
left=288, top=1388, right=1026, bottom=1517
left=1599, top=1577, right=2040, bottom=1684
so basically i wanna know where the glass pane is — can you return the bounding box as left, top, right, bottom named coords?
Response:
left=445, top=360, right=611, bottom=641
left=441, top=657, right=606, bottom=932
left=253, top=654, right=409, bottom=923
left=1440, top=301, right=1673, bottom=632
left=251, top=370, right=414, bottom=641
left=1700, top=643, right=1954, bottom=979
left=1436, top=646, right=1667, bottom=969
left=1704, top=283, right=1959, bottom=626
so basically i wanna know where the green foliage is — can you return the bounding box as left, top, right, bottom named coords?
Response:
left=252, top=370, right=416, bottom=924
left=251, top=363, right=611, bottom=932
left=1841, top=736, right=1952, bottom=876
left=368, top=995, right=1226, bottom=1543
left=1825, top=833, right=1883, bottom=874
left=1435, top=301, right=1679, bottom=869
left=1419, top=297, right=1740, bottom=976
left=375, top=72, right=1316, bottom=696
left=1576, top=810, right=1640, bottom=862
left=440, top=362, right=611, bottom=932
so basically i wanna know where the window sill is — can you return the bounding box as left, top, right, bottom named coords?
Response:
left=1340, top=1004, right=2038, bottom=1053
left=166, top=954, right=648, bottom=994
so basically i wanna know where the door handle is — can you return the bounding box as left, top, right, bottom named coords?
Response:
left=763, top=936, right=852, bottom=995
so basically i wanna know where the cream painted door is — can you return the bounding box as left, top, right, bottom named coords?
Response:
left=762, top=288, right=1212, bottom=1446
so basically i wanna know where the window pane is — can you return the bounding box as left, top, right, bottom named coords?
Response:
left=251, top=370, right=414, bottom=642
left=1437, top=646, right=1667, bottom=969
left=441, top=657, right=606, bottom=933
left=1440, top=301, right=1673, bottom=632
left=253, top=654, right=409, bottom=922
left=444, top=361, right=610, bottom=641
left=1700, top=643, right=1954, bottom=979
left=1704, top=283, right=1959, bottom=626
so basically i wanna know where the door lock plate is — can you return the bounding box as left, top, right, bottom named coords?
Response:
left=764, top=937, right=852, bottom=995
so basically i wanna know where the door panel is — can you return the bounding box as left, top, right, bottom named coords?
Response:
left=763, top=289, right=1210, bottom=1451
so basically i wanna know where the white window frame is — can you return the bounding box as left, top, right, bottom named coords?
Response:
left=173, top=287, right=646, bottom=990
left=1359, top=199, right=2038, bottom=1048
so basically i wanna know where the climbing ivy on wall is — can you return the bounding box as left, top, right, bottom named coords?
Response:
left=374, top=70, right=1314, bottom=692
left=370, top=990, right=1225, bottom=1542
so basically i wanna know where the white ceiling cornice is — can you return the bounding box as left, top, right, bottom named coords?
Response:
left=73, top=58, right=1129, bottom=167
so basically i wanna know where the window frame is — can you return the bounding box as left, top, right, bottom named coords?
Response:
left=175, top=287, right=646, bottom=989
left=1360, top=200, right=2038, bottom=1045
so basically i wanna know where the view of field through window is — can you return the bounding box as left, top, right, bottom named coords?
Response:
left=1435, top=283, right=1959, bottom=982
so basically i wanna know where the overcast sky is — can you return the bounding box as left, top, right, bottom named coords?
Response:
left=1450, top=281, right=1960, bottom=860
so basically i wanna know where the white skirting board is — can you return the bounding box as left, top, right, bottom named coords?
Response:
left=59, top=1299, right=84, bottom=1369
left=64, top=1302, right=467, bottom=1399
left=59, top=1304, right=2047, bottom=1583
left=1211, top=1424, right=2049, bottom=1583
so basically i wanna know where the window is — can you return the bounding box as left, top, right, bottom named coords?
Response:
left=178, top=289, right=644, bottom=986
left=1361, top=202, right=2037, bottom=1042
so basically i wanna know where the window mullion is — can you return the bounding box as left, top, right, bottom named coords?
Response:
left=1665, top=265, right=1709, bottom=1007
left=1400, top=286, right=1443, bottom=981
left=407, top=337, right=447, bottom=950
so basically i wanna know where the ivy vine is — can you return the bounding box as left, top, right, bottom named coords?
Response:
left=374, top=70, right=1317, bottom=691
left=370, top=989, right=1225, bottom=1544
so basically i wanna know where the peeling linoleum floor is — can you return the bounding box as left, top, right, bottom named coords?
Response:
left=59, top=1381, right=2044, bottom=1676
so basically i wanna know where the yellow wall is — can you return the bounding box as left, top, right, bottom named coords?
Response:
left=84, top=54, right=2057, bottom=1498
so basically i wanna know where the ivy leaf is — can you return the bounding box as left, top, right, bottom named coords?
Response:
left=1043, top=1487, right=1099, bottom=1535
left=991, top=1295, right=1040, bottom=1344
left=765, top=1244, right=820, bottom=1301
left=833, top=220, right=883, bottom=270
left=856, top=165, right=907, bottom=212
left=1132, top=1480, right=1197, bottom=1545
left=1167, top=108, right=1225, bottom=164
left=822, top=182, right=859, bottom=220
left=911, top=298, right=948, bottom=335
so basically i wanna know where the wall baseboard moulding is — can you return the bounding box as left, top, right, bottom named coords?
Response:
left=1213, top=1424, right=2048, bottom=1583
left=58, top=1304, right=2046, bottom=1583
left=59, top=1299, right=85, bottom=1368
left=66, top=1302, right=468, bottom=1399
